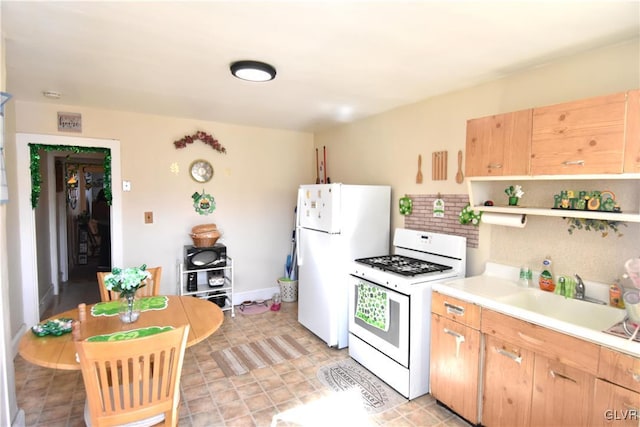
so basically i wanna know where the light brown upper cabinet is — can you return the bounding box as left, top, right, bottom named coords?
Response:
left=465, top=109, right=532, bottom=177
left=624, top=89, right=640, bottom=173
left=531, top=92, right=627, bottom=175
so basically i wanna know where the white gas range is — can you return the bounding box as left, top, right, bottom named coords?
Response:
left=348, top=228, right=466, bottom=400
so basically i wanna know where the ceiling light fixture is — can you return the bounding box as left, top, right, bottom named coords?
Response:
left=230, top=60, right=276, bottom=82
left=42, top=90, right=62, bottom=99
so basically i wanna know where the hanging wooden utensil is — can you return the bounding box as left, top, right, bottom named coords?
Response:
left=315, top=148, right=320, bottom=184
left=432, top=152, right=437, bottom=181
left=323, top=146, right=327, bottom=184
left=432, top=150, right=448, bottom=180
left=456, top=150, right=464, bottom=184
left=416, top=155, right=423, bottom=184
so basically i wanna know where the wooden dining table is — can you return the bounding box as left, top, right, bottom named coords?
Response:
left=18, top=295, right=224, bottom=370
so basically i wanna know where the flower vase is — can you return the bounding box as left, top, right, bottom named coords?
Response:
left=508, top=196, right=519, bottom=206
left=119, top=292, right=140, bottom=324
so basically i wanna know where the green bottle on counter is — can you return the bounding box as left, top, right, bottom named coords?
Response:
left=539, top=257, right=555, bottom=292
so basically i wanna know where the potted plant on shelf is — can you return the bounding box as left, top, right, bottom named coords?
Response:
left=505, top=185, right=524, bottom=206
left=104, top=264, right=150, bottom=323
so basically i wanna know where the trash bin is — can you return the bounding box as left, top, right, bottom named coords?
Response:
left=277, top=278, right=298, bottom=302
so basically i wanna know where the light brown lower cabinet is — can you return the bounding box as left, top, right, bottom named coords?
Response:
left=530, top=354, right=595, bottom=427
left=482, top=335, right=534, bottom=426
left=591, top=379, right=640, bottom=426
left=432, top=299, right=640, bottom=427
left=430, top=313, right=481, bottom=424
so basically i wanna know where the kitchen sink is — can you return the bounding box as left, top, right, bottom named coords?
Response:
left=497, top=289, right=626, bottom=331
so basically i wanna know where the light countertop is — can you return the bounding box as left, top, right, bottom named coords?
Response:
left=432, top=263, right=640, bottom=357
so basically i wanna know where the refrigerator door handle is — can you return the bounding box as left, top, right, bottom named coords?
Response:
left=296, top=227, right=303, bottom=266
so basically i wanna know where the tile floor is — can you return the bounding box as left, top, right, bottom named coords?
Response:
left=16, top=298, right=469, bottom=426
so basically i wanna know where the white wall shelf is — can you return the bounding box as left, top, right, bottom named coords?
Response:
left=467, top=174, right=640, bottom=223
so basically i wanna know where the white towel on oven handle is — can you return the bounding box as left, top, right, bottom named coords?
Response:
left=355, top=282, right=390, bottom=332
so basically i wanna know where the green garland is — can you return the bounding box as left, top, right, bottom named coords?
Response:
left=29, top=144, right=111, bottom=209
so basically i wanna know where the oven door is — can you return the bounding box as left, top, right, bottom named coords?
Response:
left=348, top=275, right=410, bottom=367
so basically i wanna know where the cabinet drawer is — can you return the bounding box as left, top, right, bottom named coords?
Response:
left=592, top=379, right=640, bottom=427
left=599, top=346, right=640, bottom=394
left=482, top=309, right=600, bottom=375
left=432, top=292, right=481, bottom=329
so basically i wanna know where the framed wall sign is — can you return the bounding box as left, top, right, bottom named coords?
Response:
left=58, top=112, right=82, bottom=132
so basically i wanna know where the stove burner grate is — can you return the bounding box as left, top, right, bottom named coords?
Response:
left=355, top=255, right=453, bottom=277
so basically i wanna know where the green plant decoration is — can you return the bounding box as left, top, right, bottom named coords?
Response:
left=459, top=203, right=482, bottom=226
left=29, top=144, right=111, bottom=209
left=566, top=217, right=626, bottom=238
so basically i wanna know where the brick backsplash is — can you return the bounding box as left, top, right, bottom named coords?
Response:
left=403, top=194, right=479, bottom=248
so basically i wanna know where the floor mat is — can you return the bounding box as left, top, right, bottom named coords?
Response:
left=316, top=358, right=407, bottom=414
left=211, top=334, right=309, bottom=376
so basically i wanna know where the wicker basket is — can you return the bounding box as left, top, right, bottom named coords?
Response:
left=192, top=223, right=217, bottom=234
left=190, top=230, right=221, bottom=248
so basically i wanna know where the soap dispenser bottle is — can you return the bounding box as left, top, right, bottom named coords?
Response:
left=539, top=257, right=555, bottom=292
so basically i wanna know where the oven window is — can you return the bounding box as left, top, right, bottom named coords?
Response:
left=353, top=284, right=401, bottom=347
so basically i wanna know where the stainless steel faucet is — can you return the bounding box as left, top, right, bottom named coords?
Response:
left=575, top=274, right=585, bottom=300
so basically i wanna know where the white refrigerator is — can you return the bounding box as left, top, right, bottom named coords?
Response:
left=296, top=183, right=391, bottom=348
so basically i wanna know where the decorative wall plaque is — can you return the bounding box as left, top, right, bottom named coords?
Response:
left=57, top=112, right=82, bottom=132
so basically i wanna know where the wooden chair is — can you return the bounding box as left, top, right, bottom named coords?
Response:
left=74, top=324, right=189, bottom=427
left=97, top=267, right=162, bottom=302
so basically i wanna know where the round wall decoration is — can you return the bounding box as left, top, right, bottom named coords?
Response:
left=192, top=190, right=216, bottom=215
left=189, top=159, right=213, bottom=183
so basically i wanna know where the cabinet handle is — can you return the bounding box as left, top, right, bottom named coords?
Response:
left=444, top=328, right=466, bottom=358
left=561, top=160, right=585, bottom=166
left=496, top=347, right=522, bottom=364
left=444, top=328, right=464, bottom=340
left=517, top=331, right=544, bottom=346
left=444, top=302, right=465, bottom=316
left=549, top=370, right=577, bottom=383
left=626, top=368, right=640, bottom=382
left=487, top=163, right=503, bottom=169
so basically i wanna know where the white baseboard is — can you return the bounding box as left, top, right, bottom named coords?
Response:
left=232, top=286, right=280, bottom=306
left=11, top=324, right=26, bottom=358
left=11, top=409, right=25, bottom=427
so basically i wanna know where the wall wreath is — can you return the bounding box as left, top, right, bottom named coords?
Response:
left=174, top=131, right=226, bottom=154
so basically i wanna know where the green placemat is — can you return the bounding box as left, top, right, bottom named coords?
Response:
left=91, top=296, right=169, bottom=317
left=86, top=325, right=174, bottom=342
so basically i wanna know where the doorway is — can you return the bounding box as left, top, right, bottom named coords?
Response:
left=40, top=157, right=108, bottom=319
left=14, top=133, right=123, bottom=328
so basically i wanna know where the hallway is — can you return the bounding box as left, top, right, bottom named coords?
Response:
left=40, top=260, right=101, bottom=320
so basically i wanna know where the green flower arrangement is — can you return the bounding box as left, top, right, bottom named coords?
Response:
left=104, top=264, right=150, bottom=296
left=459, top=203, right=482, bottom=226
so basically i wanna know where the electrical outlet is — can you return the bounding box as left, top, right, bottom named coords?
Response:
left=144, top=212, right=153, bottom=224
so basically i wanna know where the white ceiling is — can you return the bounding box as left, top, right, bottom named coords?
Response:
left=2, top=1, right=639, bottom=133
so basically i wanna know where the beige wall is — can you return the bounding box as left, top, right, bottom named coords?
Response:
left=1, top=11, right=20, bottom=423
left=11, top=102, right=313, bottom=301
left=316, top=38, right=640, bottom=281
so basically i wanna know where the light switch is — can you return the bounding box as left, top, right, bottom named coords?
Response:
left=122, top=180, right=131, bottom=191
left=144, top=212, right=153, bottom=224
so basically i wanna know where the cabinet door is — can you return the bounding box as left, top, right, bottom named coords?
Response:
left=624, top=89, right=640, bottom=173
left=592, top=379, right=640, bottom=426
left=530, top=354, right=595, bottom=427
left=598, top=346, right=640, bottom=394
left=531, top=92, right=627, bottom=175
left=482, top=335, right=534, bottom=427
left=465, top=109, right=532, bottom=177
left=430, top=314, right=481, bottom=424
